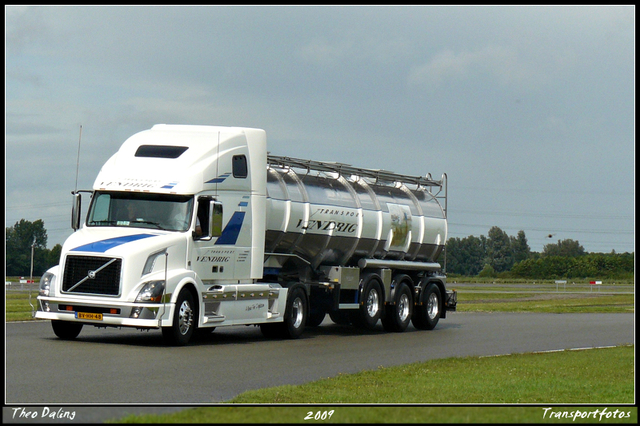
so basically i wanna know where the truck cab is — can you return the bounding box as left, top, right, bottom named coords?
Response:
left=36, top=125, right=289, bottom=345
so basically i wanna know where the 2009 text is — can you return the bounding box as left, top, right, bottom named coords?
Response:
left=304, top=410, right=335, bottom=421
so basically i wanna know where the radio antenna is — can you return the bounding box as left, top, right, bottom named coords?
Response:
left=74, top=125, right=83, bottom=193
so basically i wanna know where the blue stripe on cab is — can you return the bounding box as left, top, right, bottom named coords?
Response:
left=215, top=212, right=245, bottom=245
left=71, top=234, right=156, bottom=253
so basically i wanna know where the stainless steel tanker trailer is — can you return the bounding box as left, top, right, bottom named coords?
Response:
left=36, top=125, right=456, bottom=345
left=264, top=155, right=455, bottom=331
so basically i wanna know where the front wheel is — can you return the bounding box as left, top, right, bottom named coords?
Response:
left=51, top=320, right=83, bottom=340
left=412, top=282, right=442, bottom=330
left=162, top=288, right=196, bottom=346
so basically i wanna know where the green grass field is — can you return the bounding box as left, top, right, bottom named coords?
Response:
left=227, top=345, right=634, bottom=404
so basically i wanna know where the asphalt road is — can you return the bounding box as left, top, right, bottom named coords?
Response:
left=4, top=312, right=635, bottom=422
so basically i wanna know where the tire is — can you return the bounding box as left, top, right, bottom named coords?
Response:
left=261, top=286, right=307, bottom=339
left=195, top=327, right=216, bottom=338
left=162, top=288, right=196, bottom=346
left=329, top=310, right=351, bottom=326
left=412, top=282, right=442, bottom=330
left=306, top=308, right=326, bottom=327
left=51, top=320, right=83, bottom=340
left=350, top=274, right=383, bottom=330
left=382, top=282, right=413, bottom=332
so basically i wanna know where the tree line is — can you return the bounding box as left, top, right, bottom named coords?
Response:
left=444, top=226, right=634, bottom=280
left=5, top=219, right=635, bottom=280
left=5, top=219, right=61, bottom=277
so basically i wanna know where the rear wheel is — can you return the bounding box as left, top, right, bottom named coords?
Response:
left=412, top=282, right=442, bottom=330
left=51, top=320, right=83, bottom=340
left=350, top=274, right=383, bottom=330
left=162, top=288, right=196, bottom=346
left=261, top=286, right=307, bottom=339
left=329, top=310, right=351, bottom=326
left=382, top=282, right=413, bottom=332
left=306, top=308, right=326, bottom=327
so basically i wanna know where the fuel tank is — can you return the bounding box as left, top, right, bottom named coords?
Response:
left=264, top=161, right=447, bottom=270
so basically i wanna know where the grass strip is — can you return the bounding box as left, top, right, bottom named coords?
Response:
left=457, top=292, right=634, bottom=313
left=5, top=291, right=37, bottom=321
left=111, top=406, right=637, bottom=424
left=6, top=289, right=634, bottom=322
left=228, top=346, right=634, bottom=404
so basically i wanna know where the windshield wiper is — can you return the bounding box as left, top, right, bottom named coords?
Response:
left=129, top=220, right=165, bottom=230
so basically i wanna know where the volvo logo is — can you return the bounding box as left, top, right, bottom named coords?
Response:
left=88, top=270, right=97, bottom=279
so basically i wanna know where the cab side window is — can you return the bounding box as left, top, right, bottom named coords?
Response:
left=232, top=155, right=248, bottom=178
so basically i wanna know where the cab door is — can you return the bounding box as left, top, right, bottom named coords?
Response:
left=191, top=197, right=236, bottom=281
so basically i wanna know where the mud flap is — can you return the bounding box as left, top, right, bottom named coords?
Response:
left=445, top=289, right=457, bottom=313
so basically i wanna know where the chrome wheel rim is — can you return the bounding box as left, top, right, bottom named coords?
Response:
left=398, top=293, right=411, bottom=322
left=366, top=289, right=380, bottom=318
left=291, top=297, right=304, bottom=329
left=178, top=299, right=194, bottom=335
left=427, top=292, right=439, bottom=320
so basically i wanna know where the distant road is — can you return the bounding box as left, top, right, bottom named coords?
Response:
left=4, top=313, right=634, bottom=422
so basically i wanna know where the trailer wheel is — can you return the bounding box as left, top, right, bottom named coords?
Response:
left=412, top=282, right=441, bottom=330
left=382, top=282, right=413, bottom=332
left=51, top=320, right=83, bottom=340
left=162, top=288, right=195, bottom=346
left=351, top=274, right=383, bottom=330
left=261, top=286, right=307, bottom=339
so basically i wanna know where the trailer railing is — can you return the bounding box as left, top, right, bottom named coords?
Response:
left=267, top=155, right=444, bottom=188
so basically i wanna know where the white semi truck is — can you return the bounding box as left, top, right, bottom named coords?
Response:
left=36, top=125, right=456, bottom=345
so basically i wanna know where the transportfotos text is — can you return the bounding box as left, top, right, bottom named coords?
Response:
left=542, top=407, right=632, bottom=421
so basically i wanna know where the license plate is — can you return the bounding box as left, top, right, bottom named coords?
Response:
left=76, top=312, right=103, bottom=321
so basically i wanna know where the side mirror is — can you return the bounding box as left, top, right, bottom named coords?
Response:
left=211, top=201, right=223, bottom=238
left=192, top=199, right=223, bottom=241
left=71, top=192, right=82, bottom=231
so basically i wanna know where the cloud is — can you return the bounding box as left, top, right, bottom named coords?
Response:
left=408, top=45, right=540, bottom=90
left=5, top=5, right=634, bottom=252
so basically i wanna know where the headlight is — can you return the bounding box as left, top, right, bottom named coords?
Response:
left=135, top=281, right=165, bottom=303
left=39, top=272, right=55, bottom=297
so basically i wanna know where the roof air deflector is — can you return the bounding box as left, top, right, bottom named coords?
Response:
left=135, top=145, right=189, bottom=159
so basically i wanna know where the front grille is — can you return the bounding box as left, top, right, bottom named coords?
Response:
left=62, top=255, right=122, bottom=296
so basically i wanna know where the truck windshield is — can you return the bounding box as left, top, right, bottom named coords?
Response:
left=87, top=192, right=194, bottom=232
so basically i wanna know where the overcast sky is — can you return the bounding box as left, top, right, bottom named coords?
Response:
left=5, top=5, right=635, bottom=253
